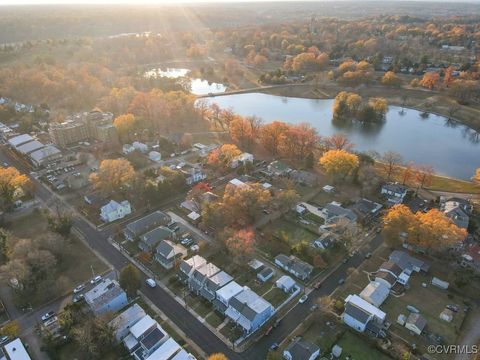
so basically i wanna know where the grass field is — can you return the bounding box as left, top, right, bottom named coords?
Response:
left=205, top=311, right=225, bottom=328
left=263, top=218, right=318, bottom=245
left=263, top=287, right=289, bottom=308
left=336, top=331, right=392, bottom=360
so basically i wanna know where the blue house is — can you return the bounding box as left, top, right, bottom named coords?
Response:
left=225, top=287, right=273, bottom=334
left=84, top=279, right=128, bottom=315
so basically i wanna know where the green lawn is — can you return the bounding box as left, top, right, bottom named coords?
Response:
left=264, top=218, right=318, bottom=245
left=263, top=288, right=289, bottom=308
left=205, top=311, right=225, bottom=328
left=336, top=331, right=392, bottom=360
left=304, top=212, right=325, bottom=225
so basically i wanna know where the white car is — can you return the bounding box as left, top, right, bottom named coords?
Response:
left=146, top=278, right=157, bottom=288
left=90, top=275, right=102, bottom=285
left=73, top=284, right=86, bottom=293
left=299, top=295, right=308, bottom=304
left=41, top=311, right=55, bottom=322
left=190, top=244, right=200, bottom=252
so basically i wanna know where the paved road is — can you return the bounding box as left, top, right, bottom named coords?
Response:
left=0, top=146, right=385, bottom=359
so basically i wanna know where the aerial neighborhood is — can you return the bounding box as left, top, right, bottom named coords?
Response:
left=0, top=2, right=480, bottom=360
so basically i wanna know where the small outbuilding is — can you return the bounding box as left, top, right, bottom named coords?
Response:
left=257, top=267, right=275, bottom=283
left=440, top=308, right=454, bottom=322
left=405, top=313, right=427, bottom=335
left=276, top=275, right=296, bottom=293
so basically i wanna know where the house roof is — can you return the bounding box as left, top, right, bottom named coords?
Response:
left=407, top=313, right=427, bottom=331
left=344, top=303, right=371, bottom=324
left=140, top=326, right=167, bottom=351
left=216, top=281, right=243, bottom=302
left=156, top=240, right=186, bottom=260
left=389, top=250, right=430, bottom=272
left=275, top=254, right=313, bottom=278
left=101, top=200, right=129, bottom=214
left=179, top=255, right=207, bottom=275
left=284, top=338, right=320, bottom=360
left=345, top=294, right=386, bottom=321
left=229, top=178, right=249, bottom=188
left=109, top=304, right=146, bottom=340
left=444, top=205, right=469, bottom=229
left=84, top=279, right=125, bottom=311
left=140, top=226, right=174, bottom=247
left=351, top=198, right=382, bottom=216
left=375, top=270, right=397, bottom=286
left=228, top=288, right=272, bottom=321
left=30, top=144, right=61, bottom=163
left=204, top=271, right=233, bottom=291
left=258, top=267, right=274, bottom=279
left=192, top=262, right=221, bottom=282
left=125, top=210, right=169, bottom=237
left=248, top=259, right=264, bottom=270
left=129, top=315, right=156, bottom=339
left=181, top=200, right=200, bottom=213
left=382, top=183, right=408, bottom=194
left=147, top=338, right=181, bottom=360
left=276, top=275, right=296, bottom=289
left=170, top=349, right=196, bottom=360
left=3, top=338, right=31, bottom=360
left=380, top=261, right=403, bottom=277
left=360, top=281, right=390, bottom=307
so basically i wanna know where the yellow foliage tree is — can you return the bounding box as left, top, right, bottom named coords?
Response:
left=1, top=320, right=20, bottom=338
left=381, top=71, right=403, bottom=87
left=207, top=144, right=242, bottom=169
left=89, top=158, right=135, bottom=194
left=113, top=113, right=136, bottom=142
left=208, top=354, right=228, bottom=360
left=474, top=168, right=480, bottom=183
left=0, top=167, right=31, bottom=210
left=319, top=150, right=359, bottom=180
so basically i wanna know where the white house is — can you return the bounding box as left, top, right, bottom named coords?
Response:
left=276, top=275, right=296, bottom=293
left=213, top=281, right=243, bottom=313
left=149, top=151, right=162, bottom=163
left=359, top=281, right=390, bottom=307
left=342, top=294, right=386, bottom=335
left=123, top=144, right=135, bottom=155
left=231, top=152, right=254, bottom=168
left=132, top=141, right=148, bottom=153
left=2, top=338, right=32, bottom=360
left=100, top=200, right=131, bottom=223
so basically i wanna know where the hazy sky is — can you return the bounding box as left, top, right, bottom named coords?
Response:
left=0, top=0, right=474, bottom=4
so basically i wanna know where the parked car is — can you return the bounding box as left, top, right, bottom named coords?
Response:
left=190, top=244, right=200, bottom=252
left=310, top=304, right=319, bottom=312
left=72, top=294, right=84, bottom=303
left=73, top=284, right=86, bottom=293
left=146, top=278, right=157, bottom=288
left=365, top=252, right=372, bottom=259
left=299, top=295, right=308, bottom=304
left=446, top=304, right=459, bottom=313
left=181, top=238, right=194, bottom=247
left=41, top=311, right=56, bottom=322
left=342, top=258, right=348, bottom=264
left=0, top=336, right=9, bottom=345
left=90, top=275, right=102, bottom=285
left=273, top=319, right=281, bottom=328
left=269, top=343, right=279, bottom=351
left=314, top=281, right=322, bottom=289
left=338, top=278, right=345, bottom=285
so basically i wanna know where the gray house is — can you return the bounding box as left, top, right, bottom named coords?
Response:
left=177, top=255, right=207, bottom=283
left=138, top=226, right=176, bottom=252
left=322, top=202, right=357, bottom=225
left=283, top=338, right=320, bottom=360
left=188, top=262, right=221, bottom=294
left=124, top=211, right=170, bottom=241
left=274, top=254, right=313, bottom=280
left=154, top=240, right=187, bottom=270
left=200, top=271, right=233, bottom=301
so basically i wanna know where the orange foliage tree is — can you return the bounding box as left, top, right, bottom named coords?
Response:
left=278, top=123, right=320, bottom=162
left=225, top=227, right=255, bottom=262
left=381, top=71, right=403, bottom=87
left=113, top=113, right=136, bottom=142
left=207, top=144, right=241, bottom=170
left=420, top=71, right=440, bottom=90
left=319, top=150, right=359, bottom=180
left=259, top=121, right=290, bottom=156
left=89, top=158, right=135, bottom=194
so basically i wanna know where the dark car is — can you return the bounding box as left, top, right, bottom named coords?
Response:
left=269, top=343, right=279, bottom=351
left=41, top=311, right=56, bottom=322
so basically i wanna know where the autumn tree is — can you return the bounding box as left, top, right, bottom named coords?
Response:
left=259, top=121, right=290, bottom=156
left=0, top=321, right=20, bottom=338
left=413, top=164, right=434, bottom=189
left=319, top=150, right=359, bottom=180
left=275, top=189, right=300, bottom=212
left=113, top=113, right=136, bottom=142
left=443, top=66, right=454, bottom=87
left=89, top=158, right=135, bottom=194
left=381, top=151, right=403, bottom=181
left=224, top=227, right=255, bottom=263
left=208, top=354, right=228, bottom=360
left=229, top=116, right=257, bottom=150
left=0, top=167, right=31, bottom=211
left=207, top=144, right=241, bottom=170
left=278, top=123, right=319, bottom=163
left=382, top=204, right=419, bottom=247
left=420, top=72, right=440, bottom=90
left=292, top=52, right=329, bottom=72
left=324, top=134, right=354, bottom=151
left=474, top=168, right=480, bottom=183
left=119, top=264, right=141, bottom=298
left=381, top=71, right=403, bottom=87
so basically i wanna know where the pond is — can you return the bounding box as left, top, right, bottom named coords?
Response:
left=145, top=67, right=226, bottom=96
left=204, top=92, right=480, bottom=180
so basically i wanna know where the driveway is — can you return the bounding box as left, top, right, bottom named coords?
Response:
left=167, top=211, right=213, bottom=243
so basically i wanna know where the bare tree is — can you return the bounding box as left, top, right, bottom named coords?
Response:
left=381, top=151, right=403, bottom=181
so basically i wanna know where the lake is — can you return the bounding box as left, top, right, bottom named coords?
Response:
left=205, top=92, right=480, bottom=180
left=145, top=67, right=226, bottom=96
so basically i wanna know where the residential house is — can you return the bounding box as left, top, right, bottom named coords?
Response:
left=180, top=199, right=200, bottom=213
left=321, top=202, right=357, bottom=225
left=148, top=151, right=162, bottom=163
left=443, top=198, right=471, bottom=229
left=133, top=141, right=148, bottom=153
left=84, top=193, right=107, bottom=207
left=146, top=338, right=184, bottom=360
left=182, top=167, right=206, bottom=185
left=342, top=294, right=386, bottom=335
left=359, top=281, right=390, bottom=307
left=100, top=200, right=131, bottom=223
left=257, top=267, right=275, bottom=283
left=123, top=144, right=135, bottom=155
left=213, top=281, right=243, bottom=313
left=283, top=338, right=320, bottom=360
left=312, top=232, right=337, bottom=250
left=229, top=178, right=249, bottom=188
left=440, top=308, right=454, bottom=322
left=122, top=315, right=169, bottom=359
left=84, top=279, right=128, bottom=315
left=374, top=271, right=397, bottom=289
left=276, top=275, right=296, bottom=293
left=154, top=240, right=187, bottom=270
left=138, top=226, right=176, bottom=252
left=231, top=152, right=254, bottom=168
left=200, top=271, right=233, bottom=301
left=267, top=160, right=292, bottom=177
left=289, top=170, right=318, bottom=187
left=177, top=255, right=207, bottom=283
left=109, top=304, right=147, bottom=341
left=389, top=250, right=430, bottom=274
left=275, top=254, right=313, bottom=281
left=225, top=287, right=274, bottom=334
left=406, top=197, right=429, bottom=213
left=350, top=198, right=382, bottom=224
left=124, top=211, right=170, bottom=241
left=405, top=313, right=427, bottom=335
left=322, top=185, right=335, bottom=193
left=2, top=338, right=32, bottom=360
left=381, top=183, right=408, bottom=205
left=188, top=262, right=221, bottom=295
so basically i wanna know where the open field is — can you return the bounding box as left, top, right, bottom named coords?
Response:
left=261, top=218, right=318, bottom=246
left=336, top=331, right=392, bottom=360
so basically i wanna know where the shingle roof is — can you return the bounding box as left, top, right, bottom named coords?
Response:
left=229, top=288, right=272, bottom=321
left=407, top=313, right=427, bottom=331
left=380, top=261, right=403, bottom=277
left=125, top=211, right=169, bottom=237
left=140, top=226, right=174, bottom=248
left=284, top=338, right=320, bottom=360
